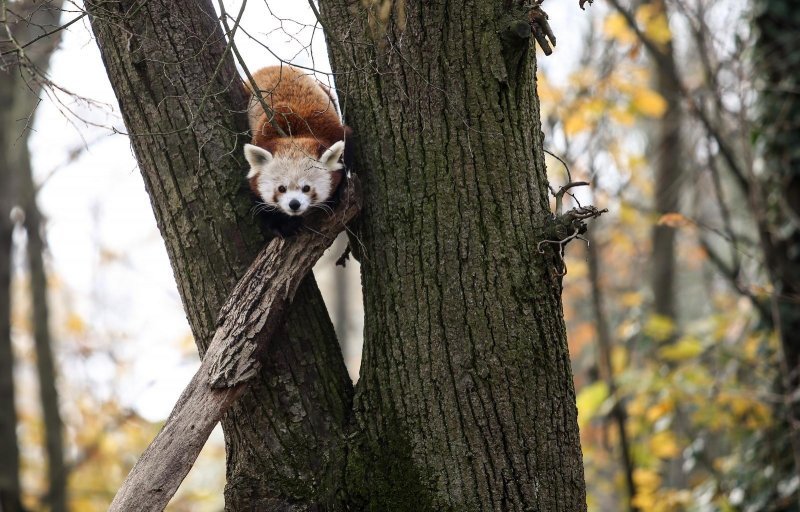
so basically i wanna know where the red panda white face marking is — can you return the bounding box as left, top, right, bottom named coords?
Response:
left=244, top=142, right=345, bottom=217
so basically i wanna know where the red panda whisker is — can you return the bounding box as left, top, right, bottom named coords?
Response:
left=310, top=203, right=334, bottom=216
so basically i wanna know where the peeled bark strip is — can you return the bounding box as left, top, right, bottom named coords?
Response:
left=109, top=181, right=360, bottom=512
left=85, top=0, right=353, bottom=508
left=319, top=2, right=587, bottom=509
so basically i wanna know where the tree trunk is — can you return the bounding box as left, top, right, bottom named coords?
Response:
left=587, top=231, right=637, bottom=511
left=21, top=152, right=67, bottom=512
left=753, top=0, right=800, bottom=483
left=650, top=42, right=682, bottom=325
left=88, top=0, right=586, bottom=508
left=0, top=57, right=25, bottom=512
left=1, top=2, right=68, bottom=508
left=319, top=2, right=586, bottom=509
left=85, top=0, right=353, bottom=508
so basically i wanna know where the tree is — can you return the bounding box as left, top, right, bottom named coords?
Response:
left=86, top=0, right=596, bottom=509
left=0, top=76, right=24, bottom=510
left=753, top=0, right=800, bottom=483
left=0, top=1, right=66, bottom=510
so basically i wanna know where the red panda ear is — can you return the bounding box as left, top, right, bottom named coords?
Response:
left=319, top=141, right=345, bottom=171
left=244, top=144, right=272, bottom=178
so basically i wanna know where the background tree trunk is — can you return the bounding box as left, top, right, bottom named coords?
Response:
left=85, top=0, right=353, bottom=508
left=320, top=1, right=586, bottom=509
left=1, top=1, right=66, bottom=508
left=0, top=74, right=24, bottom=508
left=753, top=0, right=800, bottom=482
left=650, top=38, right=682, bottom=327
left=21, top=150, right=67, bottom=512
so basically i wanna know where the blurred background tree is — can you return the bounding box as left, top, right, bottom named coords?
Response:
left=0, top=0, right=798, bottom=509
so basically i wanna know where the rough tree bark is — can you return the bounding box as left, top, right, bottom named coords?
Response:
left=753, top=0, right=800, bottom=483
left=89, top=0, right=587, bottom=508
left=85, top=0, right=353, bottom=508
left=319, top=1, right=587, bottom=509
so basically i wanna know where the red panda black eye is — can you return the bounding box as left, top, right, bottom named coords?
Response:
left=302, top=185, right=310, bottom=193
left=278, top=185, right=287, bottom=193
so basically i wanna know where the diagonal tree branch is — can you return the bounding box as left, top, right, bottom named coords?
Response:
left=109, top=178, right=361, bottom=512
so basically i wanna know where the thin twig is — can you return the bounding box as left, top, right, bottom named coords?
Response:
left=0, top=12, right=86, bottom=56
left=217, top=0, right=287, bottom=137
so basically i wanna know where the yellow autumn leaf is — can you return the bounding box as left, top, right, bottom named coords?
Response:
left=621, top=291, right=643, bottom=307
left=584, top=97, right=606, bottom=115
left=603, top=12, right=637, bottom=45
left=564, top=113, right=590, bottom=135
left=611, top=345, right=629, bottom=375
left=610, top=106, right=636, bottom=126
left=644, top=314, right=676, bottom=341
left=649, top=430, right=680, bottom=458
left=632, top=88, right=668, bottom=117
left=659, top=336, right=704, bottom=361
left=633, top=468, right=662, bottom=490
left=632, top=491, right=657, bottom=511
left=637, top=4, right=672, bottom=45
left=65, top=312, right=86, bottom=335
left=576, top=381, right=609, bottom=429
left=646, top=400, right=674, bottom=422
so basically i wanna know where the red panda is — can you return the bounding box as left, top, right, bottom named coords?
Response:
left=242, top=65, right=351, bottom=236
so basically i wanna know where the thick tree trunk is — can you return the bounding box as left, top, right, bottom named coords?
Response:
left=753, top=0, right=800, bottom=483
left=320, top=2, right=586, bottom=509
left=85, top=0, right=353, bottom=508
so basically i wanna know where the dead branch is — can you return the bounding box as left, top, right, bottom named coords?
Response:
left=539, top=205, right=607, bottom=276
left=108, top=177, right=361, bottom=512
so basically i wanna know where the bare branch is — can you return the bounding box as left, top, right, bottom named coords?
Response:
left=605, top=0, right=750, bottom=193
left=0, top=12, right=85, bottom=57
left=216, top=0, right=288, bottom=137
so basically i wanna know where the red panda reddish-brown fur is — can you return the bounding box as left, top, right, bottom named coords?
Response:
left=246, top=65, right=348, bottom=196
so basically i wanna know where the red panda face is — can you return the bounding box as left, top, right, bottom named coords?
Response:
left=244, top=141, right=345, bottom=216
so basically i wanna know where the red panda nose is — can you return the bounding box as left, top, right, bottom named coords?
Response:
left=289, top=199, right=301, bottom=211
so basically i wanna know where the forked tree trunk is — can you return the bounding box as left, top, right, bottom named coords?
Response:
left=89, top=0, right=586, bottom=509
left=319, top=1, right=586, bottom=509
left=85, top=1, right=353, bottom=508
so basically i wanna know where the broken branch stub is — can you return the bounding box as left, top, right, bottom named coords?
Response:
left=108, top=176, right=361, bottom=512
